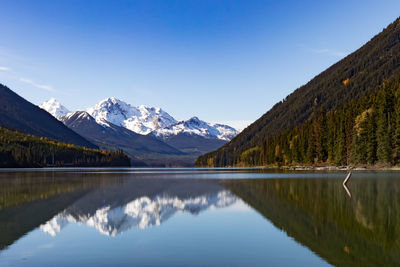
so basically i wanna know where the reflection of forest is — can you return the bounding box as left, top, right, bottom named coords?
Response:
left=224, top=178, right=400, bottom=267
left=2, top=172, right=399, bottom=266
left=0, top=171, right=124, bottom=210
left=0, top=172, right=124, bottom=250
left=0, top=173, right=228, bottom=250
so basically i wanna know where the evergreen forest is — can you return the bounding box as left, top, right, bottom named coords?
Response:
left=197, top=80, right=400, bottom=167
left=0, top=127, right=131, bottom=167
left=196, top=17, right=400, bottom=167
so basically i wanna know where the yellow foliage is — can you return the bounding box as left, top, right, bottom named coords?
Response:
left=354, top=108, right=373, bottom=136
left=207, top=157, right=214, bottom=167
left=343, top=78, right=350, bottom=86
left=275, top=145, right=280, bottom=157
left=289, top=135, right=298, bottom=149
left=240, top=147, right=261, bottom=164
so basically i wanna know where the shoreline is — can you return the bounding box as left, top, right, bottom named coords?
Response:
left=263, top=165, right=400, bottom=171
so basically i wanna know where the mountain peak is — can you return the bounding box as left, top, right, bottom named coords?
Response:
left=40, top=96, right=238, bottom=143
left=155, top=116, right=238, bottom=141
left=65, top=110, right=94, bottom=121
left=188, top=116, right=200, bottom=121
left=40, top=98, right=71, bottom=119
left=104, top=97, right=122, bottom=104
left=95, top=97, right=129, bottom=109
left=87, top=98, right=177, bottom=135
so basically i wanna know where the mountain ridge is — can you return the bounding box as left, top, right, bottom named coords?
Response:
left=42, top=97, right=238, bottom=141
left=0, top=84, right=97, bottom=149
left=60, top=110, right=185, bottom=166
left=197, top=17, right=400, bottom=167
left=41, top=97, right=238, bottom=166
left=86, top=97, right=178, bottom=135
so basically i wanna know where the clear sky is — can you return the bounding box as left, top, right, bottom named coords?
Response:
left=0, top=0, right=399, bottom=129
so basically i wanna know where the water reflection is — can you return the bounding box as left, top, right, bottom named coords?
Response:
left=0, top=171, right=126, bottom=250
left=1, top=170, right=400, bottom=266
left=40, top=178, right=236, bottom=237
left=224, top=177, right=400, bottom=266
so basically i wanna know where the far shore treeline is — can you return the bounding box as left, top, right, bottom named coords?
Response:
left=0, top=127, right=131, bottom=167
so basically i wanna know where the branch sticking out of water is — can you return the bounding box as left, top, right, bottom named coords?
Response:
left=343, top=171, right=352, bottom=198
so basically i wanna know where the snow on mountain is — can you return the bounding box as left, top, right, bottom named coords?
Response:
left=40, top=97, right=238, bottom=141
left=154, top=117, right=238, bottom=141
left=40, top=190, right=237, bottom=237
left=86, top=97, right=177, bottom=135
left=61, top=110, right=94, bottom=122
left=39, top=98, right=70, bottom=119
left=213, top=123, right=239, bottom=140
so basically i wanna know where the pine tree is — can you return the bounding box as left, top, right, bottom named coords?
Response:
left=335, top=116, right=346, bottom=165
left=318, top=106, right=328, bottom=162
left=376, top=89, right=393, bottom=163
left=365, top=111, right=377, bottom=164
left=392, top=84, right=400, bottom=164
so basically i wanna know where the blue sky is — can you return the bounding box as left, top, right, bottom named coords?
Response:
left=0, top=0, right=399, bottom=129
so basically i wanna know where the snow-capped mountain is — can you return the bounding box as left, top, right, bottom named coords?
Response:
left=85, top=98, right=238, bottom=141
left=86, top=97, right=177, bottom=135
left=61, top=110, right=93, bottom=122
left=40, top=97, right=239, bottom=165
left=41, top=97, right=238, bottom=141
left=154, top=116, right=238, bottom=141
left=59, top=110, right=182, bottom=162
left=41, top=190, right=237, bottom=237
left=39, top=98, right=70, bottom=119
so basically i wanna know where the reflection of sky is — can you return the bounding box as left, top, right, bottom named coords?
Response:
left=0, top=197, right=330, bottom=267
left=213, top=199, right=250, bottom=213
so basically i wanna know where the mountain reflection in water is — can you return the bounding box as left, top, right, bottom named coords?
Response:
left=40, top=178, right=236, bottom=236
left=1, top=170, right=400, bottom=266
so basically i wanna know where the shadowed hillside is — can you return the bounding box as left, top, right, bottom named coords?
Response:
left=198, top=17, right=400, bottom=166
left=0, top=127, right=131, bottom=167
left=0, top=84, right=96, bottom=148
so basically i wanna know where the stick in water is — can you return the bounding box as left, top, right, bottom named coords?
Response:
left=343, top=171, right=351, bottom=186
left=343, top=171, right=352, bottom=198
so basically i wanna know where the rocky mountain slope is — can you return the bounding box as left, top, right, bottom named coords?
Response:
left=41, top=98, right=238, bottom=165
left=86, top=97, right=177, bottom=135
left=61, top=110, right=183, bottom=166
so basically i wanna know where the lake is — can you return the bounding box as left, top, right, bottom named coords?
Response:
left=0, top=168, right=399, bottom=266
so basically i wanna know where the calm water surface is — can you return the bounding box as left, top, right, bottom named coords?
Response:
left=0, top=168, right=399, bottom=266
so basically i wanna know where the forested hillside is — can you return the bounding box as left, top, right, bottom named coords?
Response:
left=197, top=17, right=400, bottom=167
left=0, top=127, right=130, bottom=167
left=198, top=80, right=400, bottom=167
left=0, top=84, right=96, bottom=148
